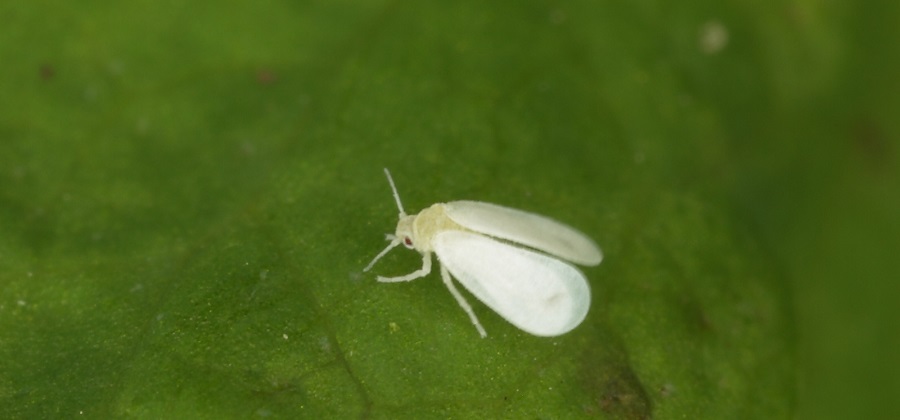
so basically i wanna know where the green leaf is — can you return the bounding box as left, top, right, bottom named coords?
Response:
left=6, top=0, right=866, bottom=418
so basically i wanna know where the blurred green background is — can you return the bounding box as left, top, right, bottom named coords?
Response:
left=1, top=0, right=897, bottom=418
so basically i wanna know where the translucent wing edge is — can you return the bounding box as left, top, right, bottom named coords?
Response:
left=443, top=200, right=603, bottom=266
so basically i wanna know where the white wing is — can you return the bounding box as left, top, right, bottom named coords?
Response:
left=443, top=201, right=602, bottom=266
left=434, top=230, right=591, bottom=336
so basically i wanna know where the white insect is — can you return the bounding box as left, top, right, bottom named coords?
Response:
left=364, top=168, right=603, bottom=338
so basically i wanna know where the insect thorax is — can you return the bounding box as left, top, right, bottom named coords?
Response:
left=409, top=203, right=465, bottom=252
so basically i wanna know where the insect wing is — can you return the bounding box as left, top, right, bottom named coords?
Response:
left=434, top=230, right=591, bottom=336
left=443, top=201, right=602, bottom=266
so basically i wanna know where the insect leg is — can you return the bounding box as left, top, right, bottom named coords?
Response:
left=439, top=264, right=488, bottom=338
left=364, top=236, right=401, bottom=272
left=377, top=252, right=432, bottom=283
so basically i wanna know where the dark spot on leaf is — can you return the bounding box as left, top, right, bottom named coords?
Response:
left=594, top=365, right=652, bottom=420
left=579, top=328, right=652, bottom=419
left=256, top=69, right=278, bottom=85
left=681, top=295, right=714, bottom=334
left=659, top=383, right=675, bottom=398
left=39, top=63, right=55, bottom=80
left=852, top=118, right=893, bottom=171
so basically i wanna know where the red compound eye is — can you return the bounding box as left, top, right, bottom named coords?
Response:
left=404, top=237, right=413, bottom=247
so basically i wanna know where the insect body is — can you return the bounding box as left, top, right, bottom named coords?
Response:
left=364, top=169, right=602, bottom=337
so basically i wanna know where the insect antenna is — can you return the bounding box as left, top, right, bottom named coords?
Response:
left=383, top=168, right=406, bottom=217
